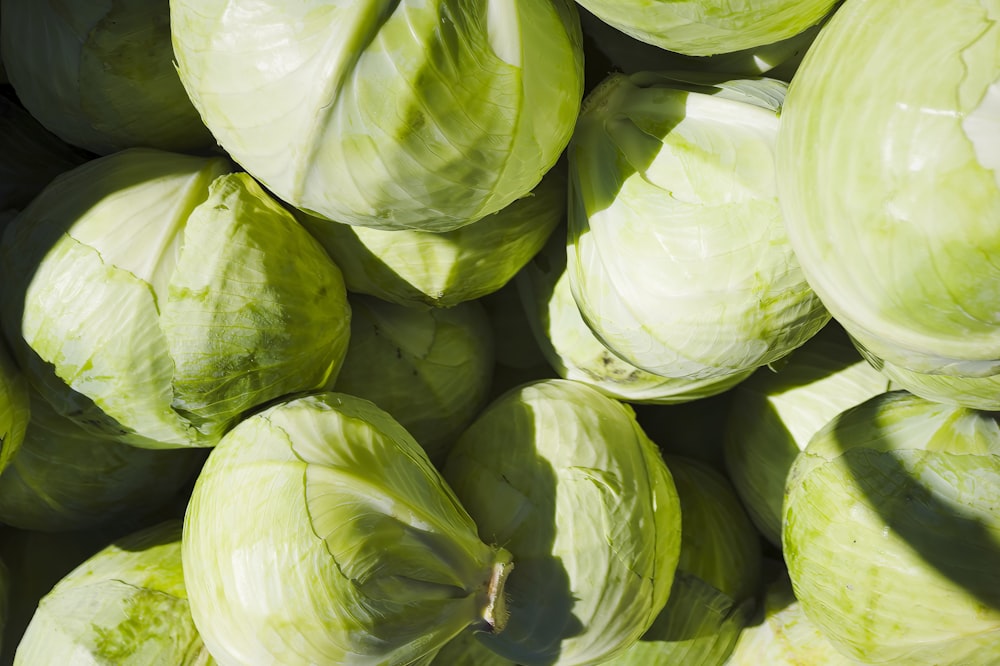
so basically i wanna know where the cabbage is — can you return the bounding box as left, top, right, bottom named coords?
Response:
left=170, top=0, right=584, bottom=231
left=0, top=94, right=88, bottom=212
left=299, top=162, right=565, bottom=308
left=0, top=148, right=351, bottom=448
left=13, top=520, right=213, bottom=665
left=443, top=379, right=682, bottom=665
left=0, top=390, right=203, bottom=532
left=568, top=72, right=828, bottom=381
left=334, top=295, right=494, bottom=463
left=0, top=342, right=29, bottom=475
left=783, top=391, right=1000, bottom=664
left=726, top=571, right=858, bottom=665
left=776, top=0, right=1000, bottom=407
left=183, top=392, right=514, bottom=665
left=0, top=0, right=214, bottom=154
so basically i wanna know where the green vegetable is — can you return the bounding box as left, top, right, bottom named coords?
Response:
left=0, top=390, right=204, bottom=532
left=334, top=295, right=495, bottom=463
left=568, top=72, right=828, bottom=381
left=14, top=520, right=214, bottom=665
left=1, top=148, right=351, bottom=448
left=443, top=379, right=682, bottom=665
left=182, top=392, right=513, bottom=665
left=726, top=571, right=858, bottom=665
left=170, top=0, right=584, bottom=231
left=299, top=163, right=565, bottom=308
left=602, top=456, right=761, bottom=666
left=783, top=391, right=1000, bottom=664
left=574, top=0, right=837, bottom=56
left=724, top=324, right=892, bottom=545
left=775, top=0, right=1000, bottom=406
left=517, top=230, right=753, bottom=404
left=0, top=0, right=214, bottom=154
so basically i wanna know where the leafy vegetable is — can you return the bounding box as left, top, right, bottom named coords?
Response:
left=776, top=0, right=1000, bottom=406
left=568, top=72, right=827, bottom=381
left=0, top=0, right=214, bottom=154
left=1, top=148, right=351, bottom=448
left=170, top=0, right=585, bottom=231
left=783, top=391, right=1000, bottom=664
left=443, top=379, right=682, bottom=665
left=183, top=392, right=513, bottom=665
left=14, top=520, right=214, bottom=665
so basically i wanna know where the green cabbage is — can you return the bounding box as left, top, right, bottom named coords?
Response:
left=1, top=148, right=351, bottom=448
left=517, top=230, right=753, bottom=404
left=602, top=456, right=761, bottom=666
left=299, top=163, right=565, bottom=308
left=724, top=324, right=892, bottom=545
left=0, top=0, right=214, bottom=154
left=13, top=520, right=214, bottom=665
left=574, top=0, right=837, bottom=56
left=0, top=390, right=204, bottom=532
left=568, top=72, right=828, bottom=381
left=443, top=379, right=682, bottom=665
left=776, top=0, right=1000, bottom=406
left=170, top=0, right=584, bottom=231
left=182, top=392, right=514, bottom=665
left=334, top=295, right=494, bottom=463
left=783, top=391, right=1000, bottom=664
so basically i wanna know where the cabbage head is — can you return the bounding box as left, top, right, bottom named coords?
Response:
left=726, top=571, right=858, bottom=666
left=776, top=0, right=1000, bottom=406
left=170, top=0, right=584, bottom=232
left=783, top=391, right=1000, bottom=664
left=568, top=72, right=827, bottom=381
left=0, top=390, right=203, bottom=532
left=14, top=520, right=213, bottom=665
left=0, top=148, right=351, bottom=449
left=334, top=295, right=494, bottom=463
left=443, top=379, right=682, bottom=665
left=298, top=162, right=565, bottom=307
left=183, top=392, right=514, bottom=666
left=0, top=0, right=214, bottom=154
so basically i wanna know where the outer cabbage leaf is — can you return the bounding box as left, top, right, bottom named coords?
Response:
left=602, top=456, right=761, bottom=666
left=334, top=295, right=494, bottom=463
left=726, top=571, right=858, bottom=665
left=517, top=230, right=752, bottom=404
left=1, top=149, right=351, bottom=448
left=0, top=390, right=203, bottom=532
left=724, top=323, right=893, bottom=545
left=300, top=161, right=565, bottom=308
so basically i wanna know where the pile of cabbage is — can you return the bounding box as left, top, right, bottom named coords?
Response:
left=0, top=0, right=998, bottom=664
